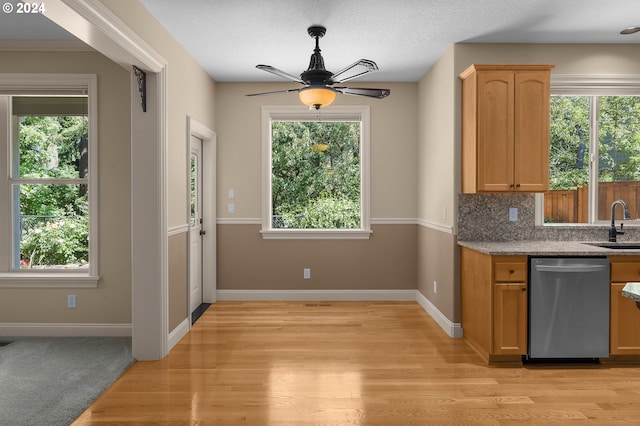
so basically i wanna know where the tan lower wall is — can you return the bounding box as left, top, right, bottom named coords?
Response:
left=416, top=225, right=459, bottom=322
left=217, top=224, right=417, bottom=290
left=168, top=232, right=187, bottom=331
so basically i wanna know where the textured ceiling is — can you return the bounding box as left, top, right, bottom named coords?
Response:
left=137, top=0, right=640, bottom=82
left=1, top=0, right=640, bottom=83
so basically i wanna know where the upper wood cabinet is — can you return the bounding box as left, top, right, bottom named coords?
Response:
left=459, top=64, right=555, bottom=193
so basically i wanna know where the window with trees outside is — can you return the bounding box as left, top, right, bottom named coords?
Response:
left=261, top=106, right=371, bottom=239
left=541, top=76, right=640, bottom=225
left=0, top=75, right=98, bottom=284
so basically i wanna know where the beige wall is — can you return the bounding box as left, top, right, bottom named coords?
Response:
left=417, top=46, right=456, bottom=228
left=416, top=226, right=458, bottom=321
left=168, top=232, right=187, bottom=330
left=214, top=82, right=419, bottom=292
left=218, top=224, right=416, bottom=290
left=416, top=46, right=459, bottom=323
left=102, top=0, right=217, bottom=229
left=0, top=51, right=132, bottom=324
left=215, top=82, right=418, bottom=220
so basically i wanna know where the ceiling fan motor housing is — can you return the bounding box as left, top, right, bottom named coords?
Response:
left=301, top=26, right=334, bottom=85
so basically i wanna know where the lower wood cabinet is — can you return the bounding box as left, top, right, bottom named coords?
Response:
left=493, top=282, right=527, bottom=354
left=461, top=247, right=527, bottom=363
left=462, top=250, right=640, bottom=363
left=609, top=256, right=640, bottom=355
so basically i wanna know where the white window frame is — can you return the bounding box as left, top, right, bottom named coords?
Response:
left=0, top=74, right=99, bottom=287
left=261, top=105, right=371, bottom=239
left=537, top=74, right=640, bottom=226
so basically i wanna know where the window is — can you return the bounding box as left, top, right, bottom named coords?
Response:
left=0, top=74, right=98, bottom=286
left=261, top=105, right=371, bottom=239
left=540, top=76, right=640, bottom=225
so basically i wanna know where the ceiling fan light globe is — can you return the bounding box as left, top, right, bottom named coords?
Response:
left=299, top=87, right=336, bottom=109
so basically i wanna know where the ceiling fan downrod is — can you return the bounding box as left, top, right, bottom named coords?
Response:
left=302, top=26, right=333, bottom=85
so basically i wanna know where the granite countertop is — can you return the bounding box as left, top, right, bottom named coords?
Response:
left=622, top=283, right=640, bottom=303
left=457, top=240, right=640, bottom=256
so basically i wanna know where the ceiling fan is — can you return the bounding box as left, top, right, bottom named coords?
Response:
left=246, top=26, right=390, bottom=109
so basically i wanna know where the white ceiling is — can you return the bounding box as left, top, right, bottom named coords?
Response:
left=1, top=0, right=640, bottom=83
left=137, top=0, right=640, bottom=82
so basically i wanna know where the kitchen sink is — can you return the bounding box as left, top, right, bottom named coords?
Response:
left=586, top=242, right=640, bottom=250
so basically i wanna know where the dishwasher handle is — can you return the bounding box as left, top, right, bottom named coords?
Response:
left=534, top=263, right=608, bottom=273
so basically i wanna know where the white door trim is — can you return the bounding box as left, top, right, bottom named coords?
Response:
left=187, top=117, right=216, bottom=310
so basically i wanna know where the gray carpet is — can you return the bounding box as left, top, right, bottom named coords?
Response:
left=0, top=336, right=135, bottom=426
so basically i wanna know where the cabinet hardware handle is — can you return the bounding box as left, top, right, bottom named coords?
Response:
left=509, top=269, right=515, bottom=273
left=521, top=287, right=526, bottom=291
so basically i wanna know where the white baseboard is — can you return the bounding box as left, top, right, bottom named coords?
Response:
left=216, top=289, right=417, bottom=301
left=168, top=318, right=189, bottom=351
left=216, top=289, right=462, bottom=339
left=0, top=293, right=459, bottom=339
left=415, top=291, right=463, bottom=338
left=0, top=323, right=132, bottom=337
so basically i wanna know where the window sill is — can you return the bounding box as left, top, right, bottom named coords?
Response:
left=0, top=273, right=100, bottom=288
left=261, top=229, right=372, bottom=240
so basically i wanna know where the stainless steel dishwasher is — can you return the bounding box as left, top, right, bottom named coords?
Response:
left=529, top=257, right=610, bottom=359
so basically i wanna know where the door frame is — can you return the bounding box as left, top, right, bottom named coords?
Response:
left=187, top=116, right=216, bottom=323
left=189, top=135, right=204, bottom=314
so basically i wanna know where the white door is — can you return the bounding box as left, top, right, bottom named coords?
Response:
left=189, top=136, right=204, bottom=313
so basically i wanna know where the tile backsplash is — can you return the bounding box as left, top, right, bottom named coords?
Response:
left=458, top=193, right=640, bottom=242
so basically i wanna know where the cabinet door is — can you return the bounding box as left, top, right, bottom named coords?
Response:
left=514, top=71, right=550, bottom=192
left=610, top=283, right=640, bottom=355
left=493, top=282, right=527, bottom=354
left=477, top=71, right=514, bottom=192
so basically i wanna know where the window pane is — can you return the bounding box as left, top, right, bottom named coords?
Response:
left=597, top=96, right=640, bottom=222
left=545, top=96, right=590, bottom=223
left=190, top=154, right=197, bottom=227
left=13, top=97, right=88, bottom=179
left=14, top=184, right=89, bottom=269
left=271, top=121, right=361, bottom=229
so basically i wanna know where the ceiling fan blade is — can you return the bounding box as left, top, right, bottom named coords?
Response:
left=245, top=88, right=301, bottom=97
left=331, top=59, right=379, bottom=83
left=256, top=65, right=304, bottom=84
left=334, top=87, right=390, bottom=99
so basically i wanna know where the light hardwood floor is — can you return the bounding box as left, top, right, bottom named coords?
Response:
left=73, top=301, right=640, bottom=425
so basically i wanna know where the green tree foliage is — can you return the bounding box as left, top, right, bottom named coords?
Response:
left=549, top=96, right=590, bottom=190
left=17, top=114, right=89, bottom=267
left=271, top=121, right=361, bottom=229
left=599, top=96, right=640, bottom=182
left=550, top=95, right=640, bottom=190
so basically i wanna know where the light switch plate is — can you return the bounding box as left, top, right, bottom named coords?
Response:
left=509, top=207, right=518, bottom=222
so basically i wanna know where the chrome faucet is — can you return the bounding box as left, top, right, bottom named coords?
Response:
left=609, top=199, right=631, bottom=242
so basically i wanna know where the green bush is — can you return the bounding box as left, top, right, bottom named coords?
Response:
left=276, top=197, right=360, bottom=229
left=21, top=216, right=88, bottom=268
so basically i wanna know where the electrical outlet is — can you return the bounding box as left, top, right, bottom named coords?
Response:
left=433, top=280, right=437, bottom=294
left=227, top=203, right=235, bottom=214
left=67, top=294, right=77, bottom=309
left=509, top=207, right=518, bottom=222
left=303, top=268, right=311, bottom=279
